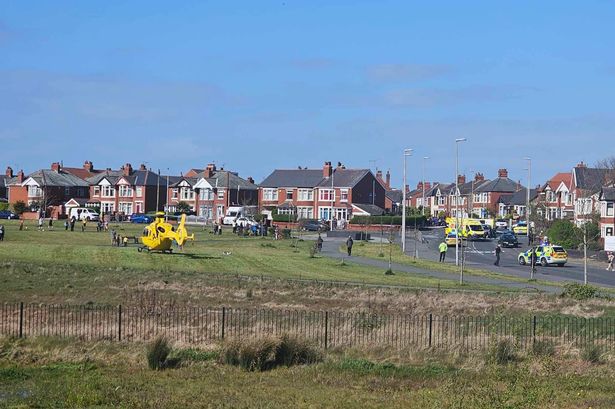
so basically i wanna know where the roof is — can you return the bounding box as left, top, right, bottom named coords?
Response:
left=498, top=188, right=539, bottom=206
left=352, top=203, right=385, bottom=216
left=601, top=187, right=615, bottom=201
left=544, top=172, right=572, bottom=191
left=86, top=170, right=124, bottom=185
left=316, top=169, right=371, bottom=188
left=260, top=169, right=326, bottom=188
left=87, top=170, right=182, bottom=187
left=574, top=166, right=610, bottom=192
left=27, top=169, right=89, bottom=187
left=475, top=177, right=522, bottom=193
left=192, top=170, right=258, bottom=190
left=60, top=167, right=103, bottom=180
left=427, top=183, right=453, bottom=197
left=386, top=189, right=403, bottom=203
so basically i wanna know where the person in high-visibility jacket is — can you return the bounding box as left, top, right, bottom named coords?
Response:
left=439, top=241, right=448, bottom=262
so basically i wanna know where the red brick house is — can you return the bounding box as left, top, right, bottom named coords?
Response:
left=571, top=162, right=611, bottom=226
left=259, top=161, right=386, bottom=222
left=471, top=169, right=522, bottom=217
left=87, top=163, right=170, bottom=216
left=166, top=164, right=258, bottom=221
left=540, top=172, right=574, bottom=221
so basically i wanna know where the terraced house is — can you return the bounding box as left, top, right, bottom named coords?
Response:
left=259, top=162, right=386, bottom=222
left=539, top=172, right=574, bottom=221
left=166, top=163, right=258, bottom=221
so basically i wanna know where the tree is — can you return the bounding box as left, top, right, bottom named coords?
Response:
left=13, top=200, right=28, bottom=215
left=547, top=220, right=580, bottom=249
left=176, top=201, right=192, bottom=214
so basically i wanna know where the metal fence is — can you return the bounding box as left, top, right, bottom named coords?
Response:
left=1, top=302, right=614, bottom=351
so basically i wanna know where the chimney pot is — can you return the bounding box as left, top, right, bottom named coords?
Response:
left=247, top=176, right=255, bottom=184
left=5, top=166, right=13, bottom=178
left=474, top=172, right=485, bottom=182
left=139, top=164, right=147, bottom=171
left=497, top=168, right=508, bottom=178
left=577, top=161, right=587, bottom=168
left=385, top=170, right=391, bottom=189
left=51, top=162, right=61, bottom=173
left=83, top=161, right=94, bottom=172
left=17, top=170, right=24, bottom=183
left=457, top=174, right=466, bottom=185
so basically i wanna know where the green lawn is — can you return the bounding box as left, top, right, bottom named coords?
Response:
left=0, top=220, right=516, bottom=304
left=1, top=337, right=614, bottom=409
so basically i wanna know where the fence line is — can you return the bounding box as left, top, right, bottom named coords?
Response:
left=1, top=302, right=614, bottom=351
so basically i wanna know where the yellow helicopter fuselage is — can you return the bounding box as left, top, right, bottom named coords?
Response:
left=139, top=213, right=194, bottom=253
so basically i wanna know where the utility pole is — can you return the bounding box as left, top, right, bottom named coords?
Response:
left=401, top=149, right=413, bottom=253
left=524, top=157, right=532, bottom=246
left=455, top=138, right=467, bottom=283
left=422, top=157, right=429, bottom=216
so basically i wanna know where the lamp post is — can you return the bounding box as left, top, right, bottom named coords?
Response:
left=402, top=149, right=413, bottom=253
left=422, top=157, right=429, bottom=216
left=524, top=157, right=532, bottom=247
left=455, top=138, right=467, bottom=283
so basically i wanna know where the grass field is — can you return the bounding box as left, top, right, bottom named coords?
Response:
left=0, top=220, right=530, bottom=305
left=1, top=336, right=615, bottom=408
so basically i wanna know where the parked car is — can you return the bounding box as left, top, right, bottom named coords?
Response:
left=235, top=217, right=258, bottom=228
left=68, top=207, right=99, bottom=221
left=518, top=245, right=567, bottom=267
left=299, top=219, right=330, bottom=232
left=130, top=214, right=153, bottom=224
left=0, top=210, right=17, bottom=219
left=495, top=219, right=508, bottom=229
left=481, top=224, right=495, bottom=238
left=512, top=221, right=528, bottom=235
left=498, top=233, right=519, bottom=248
left=445, top=232, right=466, bottom=247
left=495, top=228, right=513, bottom=236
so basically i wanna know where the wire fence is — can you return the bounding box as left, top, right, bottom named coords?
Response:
left=1, top=302, right=614, bottom=351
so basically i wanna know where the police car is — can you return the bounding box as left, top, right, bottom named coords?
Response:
left=518, top=245, right=568, bottom=267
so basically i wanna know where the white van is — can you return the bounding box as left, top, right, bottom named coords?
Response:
left=223, top=206, right=245, bottom=225
left=69, top=207, right=100, bottom=221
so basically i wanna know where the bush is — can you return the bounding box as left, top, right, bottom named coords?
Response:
left=272, top=214, right=297, bottom=222
left=531, top=340, right=555, bottom=357
left=487, top=339, right=517, bottom=365
left=561, top=283, right=598, bottom=300
left=349, top=215, right=426, bottom=227
left=0, top=202, right=8, bottom=211
left=146, top=336, right=171, bottom=370
left=12, top=200, right=27, bottom=215
left=220, top=335, right=322, bottom=372
left=580, top=344, right=603, bottom=364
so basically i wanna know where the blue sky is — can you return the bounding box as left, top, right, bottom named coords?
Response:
left=1, top=1, right=614, bottom=187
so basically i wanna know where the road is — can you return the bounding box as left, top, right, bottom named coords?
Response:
left=406, top=227, right=615, bottom=288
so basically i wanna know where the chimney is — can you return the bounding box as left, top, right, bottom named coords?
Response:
left=247, top=177, right=255, bottom=184
left=497, top=168, right=508, bottom=178
left=474, top=172, right=485, bottom=182
left=385, top=170, right=391, bottom=189
left=83, top=161, right=94, bottom=172
left=425, top=182, right=432, bottom=190
left=323, top=161, right=333, bottom=178
left=405, top=184, right=409, bottom=193
left=376, top=170, right=383, bottom=181
left=123, top=163, right=133, bottom=176
left=336, top=161, right=344, bottom=169
left=139, top=164, right=147, bottom=171
left=51, top=162, right=61, bottom=173
left=17, top=170, right=24, bottom=183
left=517, top=180, right=522, bottom=191
left=417, top=181, right=424, bottom=190
left=457, top=174, right=466, bottom=185
left=577, top=161, right=587, bottom=168
left=5, top=166, right=13, bottom=178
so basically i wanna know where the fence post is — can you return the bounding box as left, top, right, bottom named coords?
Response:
left=19, top=302, right=24, bottom=338
left=324, top=311, right=329, bottom=350
left=428, top=313, right=433, bottom=348
left=118, top=305, right=122, bottom=342
left=532, top=315, right=537, bottom=344
left=221, top=307, right=226, bottom=340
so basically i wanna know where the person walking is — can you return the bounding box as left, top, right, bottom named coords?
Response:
left=82, top=219, right=87, bottom=232
left=0, top=224, right=5, bottom=241
left=439, top=240, right=448, bottom=262
left=530, top=247, right=538, bottom=276
left=19, top=219, right=24, bottom=231
left=317, top=234, right=323, bottom=252
left=346, top=235, right=354, bottom=256
left=70, top=217, right=75, bottom=232
left=607, top=252, right=614, bottom=272
left=38, top=216, right=44, bottom=231
left=494, top=244, right=502, bottom=266
left=48, top=218, right=53, bottom=230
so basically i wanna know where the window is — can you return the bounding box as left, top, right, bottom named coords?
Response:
left=217, top=189, right=225, bottom=200
left=216, top=205, right=225, bottom=219
left=297, top=206, right=313, bottom=219
left=93, top=186, right=100, bottom=196
left=102, top=185, right=115, bottom=197
left=319, top=207, right=332, bottom=221
left=64, top=187, right=71, bottom=196
left=118, top=202, right=133, bottom=215
left=319, top=189, right=334, bottom=201
left=298, top=189, right=313, bottom=201
left=546, top=190, right=556, bottom=202
left=437, top=195, right=445, bottom=205
left=340, top=189, right=349, bottom=202
left=263, top=188, right=278, bottom=201
left=135, top=202, right=143, bottom=213
left=171, top=189, right=178, bottom=199
left=101, top=202, right=114, bottom=213
left=563, top=192, right=572, bottom=205
left=180, top=187, right=194, bottom=201
left=136, top=187, right=143, bottom=197
left=119, top=185, right=133, bottom=197
left=27, top=185, right=42, bottom=197
left=335, top=207, right=348, bottom=221
left=199, top=205, right=213, bottom=220
left=286, top=190, right=293, bottom=200
left=607, top=227, right=614, bottom=236
left=199, top=189, right=214, bottom=201
left=607, top=203, right=614, bottom=217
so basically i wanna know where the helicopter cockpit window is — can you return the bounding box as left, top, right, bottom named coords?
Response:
left=157, top=226, right=166, bottom=233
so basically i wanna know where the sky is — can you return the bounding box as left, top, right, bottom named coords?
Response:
left=1, top=0, right=614, bottom=188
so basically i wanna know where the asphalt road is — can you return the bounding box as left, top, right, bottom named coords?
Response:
left=408, top=228, right=615, bottom=288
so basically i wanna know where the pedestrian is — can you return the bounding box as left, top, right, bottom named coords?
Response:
left=346, top=235, right=354, bottom=256
left=123, top=236, right=128, bottom=247
left=530, top=247, right=538, bottom=275
left=0, top=224, right=4, bottom=241
left=38, top=216, right=44, bottom=231
left=111, top=229, right=117, bottom=245
left=607, top=252, right=614, bottom=272
left=439, top=240, right=448, bottom=262
left=317, top=234, right=323, bottom=252
left=82, top=219, right=87, bottom=232
left=48, top=218, right=53, bottom=230
left=70, top=217, right=75, bottom=232
left=64, top=220, right=69, bottom=231
left=19, top=219, right=24, bottom=231
left=494, top=244, right=502, bottom=266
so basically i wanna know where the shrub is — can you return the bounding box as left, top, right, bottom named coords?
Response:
left=531, top=340, right=555, bottom=357
left=272, top=214, right=297, bottom=222
left=487, top=339, right=517, bottom=365
left=12, top=201, right=27, bottom=215
left=220, top=335, right=322, bottom=372
left=384, top=269, right=394, bottom=275
left=0, top=202, right=8, bottom=212
left=349, top=215, right=427, bottom=227
left=580, top=344, right=603, bottom=364
left=561, top=283, right=598, bottom=300
left=547, top=220, right=580, bottom=249
left=171, top=348, right=218, bottom=363
left=146, top=336, right=171, bottom=370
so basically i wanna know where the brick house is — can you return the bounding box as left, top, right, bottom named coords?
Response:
left=375, top=169, right=403, bottom=214
left=497, top=188, right=539, bottom=218
left=2, top=167, right=25, bottom=205
left=471, top=169, right=522, bottom=217
left=571, top=162, right=611, bottom=226
left=540, top=172, right=574, bottom=221
left=599, top=187, right=615, bottom=239
left=424, top=182, right=453, bottom=217
left=259, top=162, right=386, bottom=222
left=166, top=164, right=258, bottom=222
left=9, top=162, right=90, bottom=219
left=86, top=163, right=170, bottom=216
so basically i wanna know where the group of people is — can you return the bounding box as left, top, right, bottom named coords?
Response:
left=110, top=229, right=129, bottom=247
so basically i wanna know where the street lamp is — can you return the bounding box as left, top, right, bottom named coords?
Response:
left=422, top=157, right=429, bottom=217
left=455, top=138, right=467, bottom=283
left=524, top=157, right=532, bottom=247
left=402, top=149, right=413, bottom=253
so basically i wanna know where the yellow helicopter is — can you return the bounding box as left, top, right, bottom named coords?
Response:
left=138, top=212, right=194, bottom=253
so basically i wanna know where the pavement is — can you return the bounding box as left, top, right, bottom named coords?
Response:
left=318, top=237, right=560, bottom=293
